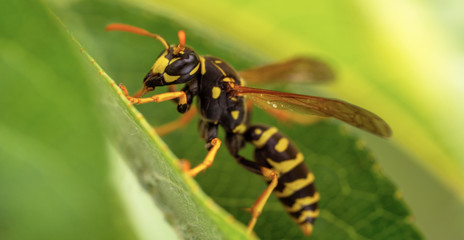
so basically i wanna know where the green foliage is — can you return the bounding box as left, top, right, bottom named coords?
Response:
left=8, top=0, right=461, bottom=239
left=48, top=0, right=422, bottom=239
left=0, top=1, right=135, bottom=239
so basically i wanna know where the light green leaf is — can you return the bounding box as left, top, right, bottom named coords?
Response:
left=0, top=1, right=136, bottom=239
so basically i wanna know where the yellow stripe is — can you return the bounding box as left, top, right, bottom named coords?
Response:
left=190, top=63, right=200, bottom=75
left=199, top=56, right=206, bottom=75
left=267, top=153, right=304, bottom=174
left=296, top=209, right=320, bottom=222
left=163, top=73, right=180, bottom=83
left=274, top=138, right=289, bottom=152
left=274, top=172, right=315, bottom=197
left=212, top=62, right=226, bottom=76
left=252, top=127, right=278, bottom=148
left=222, top=77, right=235, bottom=83
left=284, top=192, right=320, bottom=212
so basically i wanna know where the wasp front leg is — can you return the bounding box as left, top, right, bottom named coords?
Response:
left=119, top=84, right=187, bottom=105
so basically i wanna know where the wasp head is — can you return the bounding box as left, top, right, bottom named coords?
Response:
left=105, top=24, right=201, bottom=97
left=142, top=45, right=200, bottom=92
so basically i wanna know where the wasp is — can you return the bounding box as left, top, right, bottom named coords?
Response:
left=106, top=23, right=392, bottom=237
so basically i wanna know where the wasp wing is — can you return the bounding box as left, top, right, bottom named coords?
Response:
left=233, top=85, right=392, bottom=137
left=238, top=57, right=335, bottom=84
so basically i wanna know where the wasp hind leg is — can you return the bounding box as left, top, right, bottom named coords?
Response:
left=234, top=155, right=278, bottom=235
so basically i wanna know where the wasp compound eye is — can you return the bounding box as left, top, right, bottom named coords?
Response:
left=166, top=51, right=199, bottom=76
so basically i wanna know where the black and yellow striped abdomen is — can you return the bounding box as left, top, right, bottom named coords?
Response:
left=244, top=125, right=319, bottom=236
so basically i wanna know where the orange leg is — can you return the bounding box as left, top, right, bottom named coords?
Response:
left=119, top=84, right=187, bottom=105
left=155, top=107, right=198, bottom=136
left=247, top=167, right=279, bottom=235
left=120, top=84, right=195, bottom=136
left=182, top=138, right=222, bottom=177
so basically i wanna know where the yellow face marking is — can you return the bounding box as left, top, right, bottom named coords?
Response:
left=284, top=192, right=320, bottom=212
left=233, top=124, right=247, bottom=133
left=212, top=62, right=226, bottom=76
left=266, top=152, right=304, bottom=174
left=214, top=60, right=222, bottom=64
left=254, top=128, right=262, bottom=135
left=190, top=63, right=200, bottom=75
left=152, top=50, right=169, bottom=74
left=231, top=110, right=240, bottom=120
left=274, top=138, right=289, bottom=152
left=199, top=56, right=206, bottom=75
left=299, top=222, right=314, bottom=236
left=163, top=73, right=180, bottom=83
left=252, top=127, right=278, bottom=148
left=274, top=172, right=315, bottom=197
left=212, top=87, right=221, bottom=99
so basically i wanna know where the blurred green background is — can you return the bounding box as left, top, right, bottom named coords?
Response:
left=1, top=0, right=463, bottom=239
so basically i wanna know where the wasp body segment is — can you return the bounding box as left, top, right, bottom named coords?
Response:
left=244, top=125, right=319, bottom=235
left=195, top=56, right=248, bottom=136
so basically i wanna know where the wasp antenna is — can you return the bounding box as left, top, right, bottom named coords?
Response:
left=105, top=23, right=169, bottom=49
left=173, top=30, right=186, bottom=55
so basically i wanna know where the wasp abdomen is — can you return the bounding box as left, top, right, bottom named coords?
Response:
left=245, top=125, right=319, bottom=236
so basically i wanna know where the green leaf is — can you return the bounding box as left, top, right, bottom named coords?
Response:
left=45, top=1, right=425, bottom=239
left=0, top=1, right=136, bottom=240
